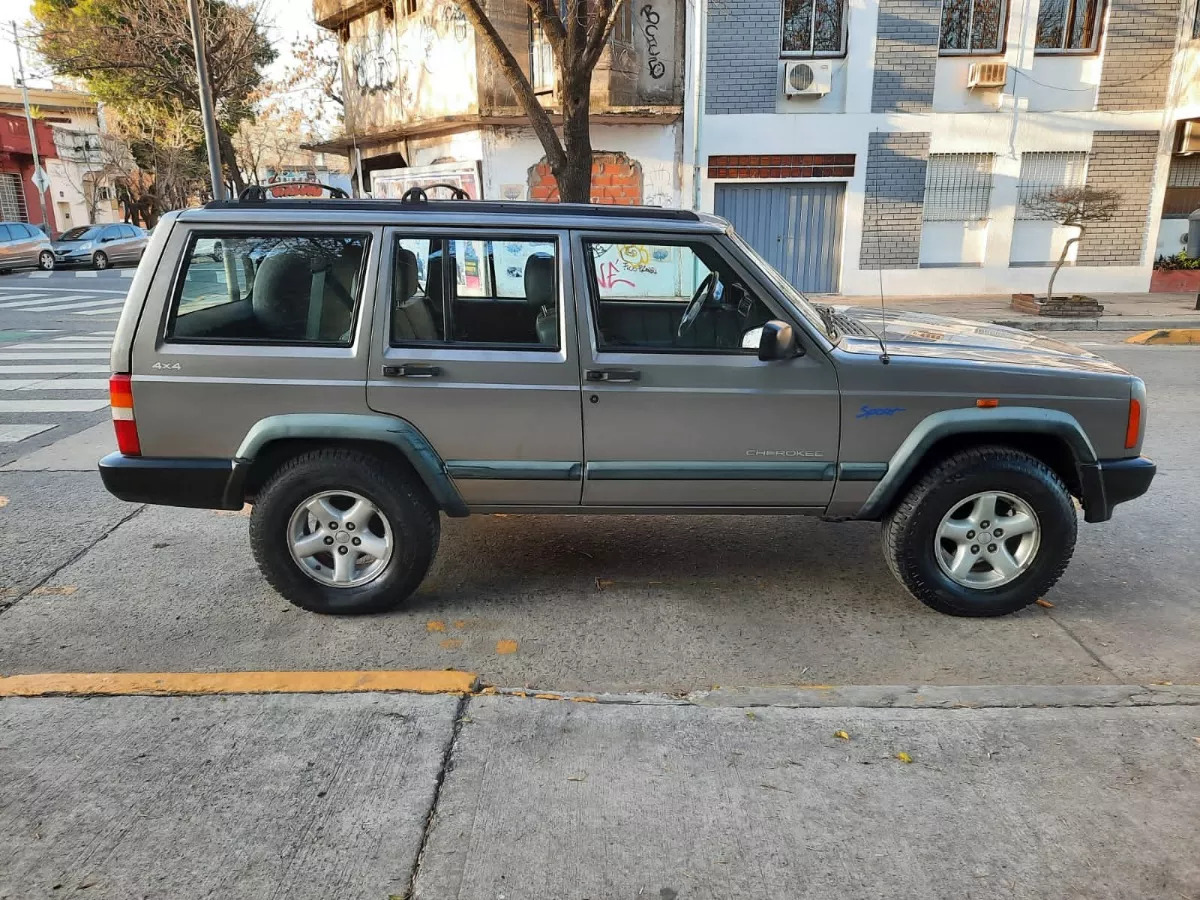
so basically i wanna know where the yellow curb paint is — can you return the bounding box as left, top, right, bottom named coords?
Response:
left=1126, top=328, right=1200, bottom=345
left=30, top=585, right=77, bottom=596
left=0, top=670, right=478, bottom=698
left=534, top=692, right=563, bottom=700
left=439, top=638, right=463, bottom=650
left=495, top=639, right=519, bottom=655
left=0, top=496, right=8, bottom=509
left=426, top=620, right=446, bottom=632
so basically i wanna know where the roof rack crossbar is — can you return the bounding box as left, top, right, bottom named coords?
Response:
left=400, top=184, right=470, bottom=203
left=238, top=182, right=350, bottom=202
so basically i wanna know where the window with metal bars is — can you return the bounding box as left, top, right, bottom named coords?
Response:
left=923, top=154, right=994, bottom=222
left=530, top=14, right=556, bottom=94
left=1015, top=151, right=1088, bottom=219
left=1163, top=155, right=1200, bottom=217
left=0, top=173, right=28, bottom=222
left=940, top=0, right=1007, bottom=54
left=781, top=0, right=847, bottom=56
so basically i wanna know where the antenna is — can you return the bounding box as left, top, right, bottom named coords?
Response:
left=876, top=265, right=891, bottom=365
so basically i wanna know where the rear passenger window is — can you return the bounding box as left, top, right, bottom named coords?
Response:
left=168, top=233, right=368, bottom=345
left=390, top=236, right=558, bottom=349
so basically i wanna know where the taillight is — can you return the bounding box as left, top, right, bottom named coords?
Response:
left=109, top=374, right=141, bottom=456
left=1125, top=397, right=1142, bottom=450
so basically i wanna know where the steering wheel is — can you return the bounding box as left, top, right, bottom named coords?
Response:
left=678, top=273, right=718, bottom=337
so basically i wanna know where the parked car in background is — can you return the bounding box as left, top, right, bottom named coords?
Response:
left=53, top=223, right=148, bottom=270
left=0, top=221, right=55, bottom=273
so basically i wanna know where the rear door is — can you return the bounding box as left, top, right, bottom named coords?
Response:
left=0, top=224, right=15, bottom=268
left=367, top=227, right=584, bottom=508
left=572, top=230, right=841, bottom=509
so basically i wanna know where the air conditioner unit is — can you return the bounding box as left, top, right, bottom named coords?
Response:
left=967, top=62, right=1007, bottom=89
left=784, top=61, right=832, bottom=97
left=1177, top=120, right=1200, bottom=155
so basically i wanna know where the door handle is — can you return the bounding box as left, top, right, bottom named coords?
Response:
left=382, top=363, right=441, bottom=378
left=585, top=368, right=641, bottom=383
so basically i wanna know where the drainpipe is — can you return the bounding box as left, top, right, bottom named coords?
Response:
left=689, top=0, right=708, bottom=211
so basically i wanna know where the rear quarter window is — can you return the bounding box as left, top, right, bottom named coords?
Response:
left=166, top=232, right=370, bottom=345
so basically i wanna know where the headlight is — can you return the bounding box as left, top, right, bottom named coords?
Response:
left=77, top=242, right=93, bottom=251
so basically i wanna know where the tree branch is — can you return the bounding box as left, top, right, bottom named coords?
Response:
left=453, top=0, right=567, bottom=172
left=584, top=0, right=626, bottom=69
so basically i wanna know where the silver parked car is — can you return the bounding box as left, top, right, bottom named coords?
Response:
left=98, top=195, right=1155, bottom=618
left=53, top=222, right=148, bottom=269
left=0, top=220, right=54, bottom=273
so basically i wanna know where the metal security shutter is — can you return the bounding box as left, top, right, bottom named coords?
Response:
left=715, top=182, right=845, bottom=294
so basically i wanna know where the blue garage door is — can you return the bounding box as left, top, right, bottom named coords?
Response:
left=715, top=182, right=845, bottom=294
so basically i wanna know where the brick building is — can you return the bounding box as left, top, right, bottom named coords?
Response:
left=309, top=0, right=685, bottom=207
left=0, top=112, right=56, bottom=231
left=694, top=0, right=1200, bottom=295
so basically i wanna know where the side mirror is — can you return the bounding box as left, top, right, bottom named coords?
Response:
left=758, top=320, right=802, bottom=361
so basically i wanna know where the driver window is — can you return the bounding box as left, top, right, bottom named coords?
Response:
left=584, top=239, right=777, bottom=352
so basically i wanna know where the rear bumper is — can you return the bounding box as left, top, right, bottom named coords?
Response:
left=1079, top=456, right=1156, bottom=523
left=98, top=452, right=245, bottom=510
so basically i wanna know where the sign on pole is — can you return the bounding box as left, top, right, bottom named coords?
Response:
left=31, top=167, right=50, bottom=193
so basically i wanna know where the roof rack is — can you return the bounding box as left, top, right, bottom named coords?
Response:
left=238, top=182, right=350, bottom=202
left=202, top=196, right=703, bottom=222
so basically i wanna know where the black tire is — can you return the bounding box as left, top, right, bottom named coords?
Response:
left=249, top=448, right=440, bottom=615
left=92, top=251, right=109, bottom=270
left=882, top=446, right=1077, bottom=617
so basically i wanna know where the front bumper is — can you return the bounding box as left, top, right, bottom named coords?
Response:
left=1079, top=456, right=1156, bottom=523
left=98, top=452, right=246, bottom=510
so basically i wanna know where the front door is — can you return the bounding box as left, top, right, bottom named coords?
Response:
left=573, top=231, right=841, bottom=509
left=367, top=227, right=583, bottom=508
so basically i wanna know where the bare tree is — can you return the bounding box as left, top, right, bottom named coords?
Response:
left=453, top=0, right=627, bottom=203
left=1022, top=187, right=1121, bottom=300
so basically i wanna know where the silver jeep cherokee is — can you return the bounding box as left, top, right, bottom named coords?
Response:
left=99, top=195, right=1155, bottom=617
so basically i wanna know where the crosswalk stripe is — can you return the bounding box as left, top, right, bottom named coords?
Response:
left=0, top=424, right=57, bottom=442
left=77, top=307, right=126, bottom=316
left=12, top=298, right=125, bottom=313
left=0, top=352, right=111, bottom=360
left=0, top=294, right=95, bottom=310
left=52, top=336, right=113, bottom=342
left=77, top=271, right=98, bottom=278
left=8, top=342, right=112, bottom=350
left=91, top=331, right=115, bottom=336
left=121, top=270, right=136, bottom=277
left=0, top=365, right=110, bottom=374
left=0, top=399, right=109, bottom=412
left=0, top=378, right=110, bottom=391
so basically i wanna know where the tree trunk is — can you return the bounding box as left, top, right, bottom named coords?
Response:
left=556, top=70, right=593, bottom=203
left=216, top=128, right=247, bottom=196
left=1046, top=226, right=1083, bottom=301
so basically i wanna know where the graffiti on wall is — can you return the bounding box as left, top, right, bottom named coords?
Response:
left=639, top=4, right=665, bottom=80
left=351, top=28, right=399, bottom=94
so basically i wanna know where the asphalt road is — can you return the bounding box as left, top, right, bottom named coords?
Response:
left=0, top=330, right=1195, bottom=692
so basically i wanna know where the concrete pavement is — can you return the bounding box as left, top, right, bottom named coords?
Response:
left=2, top=687, right=1197, bottom=900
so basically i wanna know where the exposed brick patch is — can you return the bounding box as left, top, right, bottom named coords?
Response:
left=859, top=131, right=930, bottom=270
left=1096, top=0, right=1178, bottom=112
left=1075, top=131, right=1160, bottom=267
left=527, top=152, right=644, bottom=205
left=708, top=154, right=856, bottom=178
left=871, top=0, right=941, bottom=113
left=705, top=0, right=780, bottom=114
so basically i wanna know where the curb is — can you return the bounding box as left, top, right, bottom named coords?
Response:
left=1125, top=328, right=1200, bottom=344
left=0, top=669, right=478, bottom=698
left=989, top=317, right=1200, bottom=333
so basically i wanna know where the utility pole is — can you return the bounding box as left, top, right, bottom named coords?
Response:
left=185, top=0, right=225, bottom=201
left=11, top=21, right=52, bottom=233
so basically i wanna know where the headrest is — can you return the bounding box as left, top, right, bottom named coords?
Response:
left=394, top=248, right=418, bottom=302
left=524, top=253, right=555, bottom=307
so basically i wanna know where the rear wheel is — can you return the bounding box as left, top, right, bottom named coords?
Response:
left=92, top=250, right=109, bottom=270
left=249, top=448, right=439, bottom=614
left=882, top=446, right=1077, bottom=616
left=38, top=251, right=54, bottom=271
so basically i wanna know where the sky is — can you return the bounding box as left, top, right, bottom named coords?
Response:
left=0, top=0, right=331, bottom=130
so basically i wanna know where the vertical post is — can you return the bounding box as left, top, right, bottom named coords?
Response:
left=185, top=0, right=226, bottom=201
left=11, top=21, right=52, bottom=233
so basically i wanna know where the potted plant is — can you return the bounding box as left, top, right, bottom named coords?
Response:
left=1150, top=252, right=1200, bottom=293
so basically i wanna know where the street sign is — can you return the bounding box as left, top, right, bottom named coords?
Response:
left=31, top=167, right=50, bottom=193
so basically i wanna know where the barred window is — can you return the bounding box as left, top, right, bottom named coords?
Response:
left=1163, top=155, right=1200, bottom=217
left=923, top=154, right=994, bottom=221
left=1015, top=152, right=1088, bottom=219
left=940, top=0, right=1007, bottom=54
left=1035, top=0, right=1102, bottom=51
left=782, top=0, right=847, bottom=56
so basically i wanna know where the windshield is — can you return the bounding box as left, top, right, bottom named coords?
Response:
left=59, top=226, right=102, bottom=241
left=728, top=230, right=831, bottom=340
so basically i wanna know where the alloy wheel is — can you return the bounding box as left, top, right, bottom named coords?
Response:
left=287, top=490, right=394, bottom=588
left=934, top=490, right=1041, bottom=589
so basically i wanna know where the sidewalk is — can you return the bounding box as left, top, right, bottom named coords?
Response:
left=834, top=291, right=1200, bottom=332
left=3, top=684, right=1198, bottom=900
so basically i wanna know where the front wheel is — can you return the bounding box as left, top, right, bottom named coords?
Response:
left=882, top=446, right=1077, bottom=616
left=249, top=448, right=439, bottom=614
left=92, top=251, right=109, bottom=270
left=38, top=251, right=55, bottom=271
